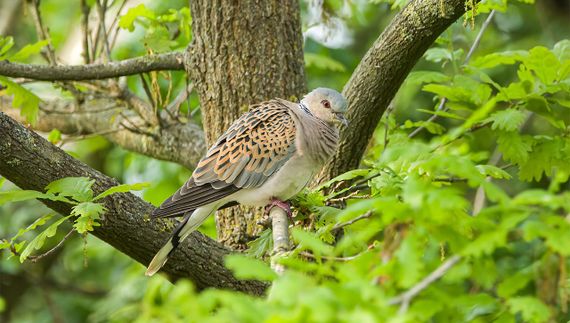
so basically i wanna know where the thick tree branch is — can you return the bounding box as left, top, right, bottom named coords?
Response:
left=0, top=111, right=266, bottom=295
left=0, top=97, right=206, bottom=169
left=319, top=0, right=476, bottom=181
left=0, top=52, right=184, bottom=81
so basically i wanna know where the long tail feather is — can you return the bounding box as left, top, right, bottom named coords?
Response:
left=145, top=207, right=211, bottom=276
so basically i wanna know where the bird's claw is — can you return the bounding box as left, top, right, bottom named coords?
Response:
left=265, top=198, right=292, bottom=219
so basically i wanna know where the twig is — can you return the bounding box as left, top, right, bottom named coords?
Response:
left=80, top=0, right=91, bottom=64
left=41, top=288, right=64, bottom=323
left=139, top=74, right=156, bottom=109
left=119, top=117, right=157, bottom=139
left=408, top=97, right=447, bottom=138
left=408, top=10, right=496, bottom=138
left=0, top=52, right=184, bottom=81
left=27, top=0, right=57, bottom=65
left=331, top=211, right=374, bottom=233
left=381, top=102, right=395, bottom=157
left=119, top=89, right=159, bottom=125
left=28, top=229, right=76, bottom=262
left=464, top=10, right=496, bottom=63
left=165, top=83, right=193, bottom=121
left=59, top=128, right=124, bottom=146
left=108, top=0, right=129, bottom=51
left=270, top=205, right=289, bottom=275
left=472, top=112, right=531, bottom=215
left=300, top=251, right=363, bottom=262
left=387, top=255, right=462, bottom=314
left=95, top=0, right=112, bottom=62
left=433, top=176, right=468, bottom=183
left=328, top=191, right=370, bottom=203
left=472, top=147, right=502, bottom=215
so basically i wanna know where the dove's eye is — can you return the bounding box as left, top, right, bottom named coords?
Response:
left=321, top=100, right=331, bottom=109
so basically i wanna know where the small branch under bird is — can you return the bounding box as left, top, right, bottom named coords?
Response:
left=145, top=88, right=349, bottom=276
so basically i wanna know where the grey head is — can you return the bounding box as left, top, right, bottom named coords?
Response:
left=300, top=87, right=349, bottom=127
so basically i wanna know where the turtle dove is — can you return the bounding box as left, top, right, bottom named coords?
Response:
left=145, top=88, right=348, bottom=276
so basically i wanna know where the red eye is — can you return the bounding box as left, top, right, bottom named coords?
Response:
left=321, top=100, right=331, bottom=109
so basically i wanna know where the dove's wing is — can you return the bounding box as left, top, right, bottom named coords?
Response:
left=152, top=100, right=297, bottom=218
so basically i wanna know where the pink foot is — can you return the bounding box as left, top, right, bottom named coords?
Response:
left=265, top=198, right=292, bottom=219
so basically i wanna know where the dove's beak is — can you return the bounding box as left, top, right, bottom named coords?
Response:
left=334, top=113, right=349, bottom=127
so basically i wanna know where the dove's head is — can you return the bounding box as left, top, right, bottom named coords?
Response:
left=301, top=88, right=349, bottom=127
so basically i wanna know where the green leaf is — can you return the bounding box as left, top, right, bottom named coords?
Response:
left=497, top=270, right=532, bottom=298
left=246, top=229, right=273, bottom=258
left=462, top=97, right=497, bottom=129
left=462, top=230, right=507, bottom=257
left=46, top=177, right=95, bottom=202
left=519, top=138, right=562, bottom=182
left=424, top=47, right=458, bottom=63
left=497, top=131, right=533, bottom=165
left=403, top=120, right=446, bottom=135
left=305, top=53, right=346, bottom=72
left=93, top=182, right=150, bottom=201
left=0, top=36, right=14, bottom=59
left=525, top=46, right=559, bottom=85
left=405, top=71, right=450, bottom=85
left=552, top=39, right=570, bottom=62
left=19, top=216, right=70, bottom=262
left=416, top=108, right=465, bottom=120
left=507, top=297, right=551, bottom=323
left=10, top=40, right=49, bottom=62
left=119, top=4, right=155, bottom=32
left=471, top=50, right=527, bottom=69
left=11, top=213, right=55, bottom=241
left=315, top=169, right=370, bottom=191
left=47, top=129, right=62, bottom=144
left=422, top=84, right=471, bottom=102
left=476, top=165, right=512, bottom=180
left=71, top=202, right=105, bottom=234
left=0, top=190, right=49, bottom=205
left=292, top=228, right=334, bottom=256
left=485, top=109, right=526, bottom=131
left=0, top=76, right=40, bottom=125
left=225, top=254, right=277, bottom=281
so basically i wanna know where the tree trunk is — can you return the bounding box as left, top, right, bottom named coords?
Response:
left=186, top=0, right=306, bottom=248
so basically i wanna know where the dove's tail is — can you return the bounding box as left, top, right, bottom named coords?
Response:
left=145, top=207, right=212, bottom=276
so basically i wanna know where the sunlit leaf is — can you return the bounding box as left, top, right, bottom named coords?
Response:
left=225, top=254, right=277, bottom=281
left=94, top=182, right=150, bottom=201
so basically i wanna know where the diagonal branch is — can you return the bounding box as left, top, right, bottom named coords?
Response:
left=0, top=111, right=266, bottom=295
left=0, top=52, right=185, bottom=81
left=318, top=0, right=479, bottom=182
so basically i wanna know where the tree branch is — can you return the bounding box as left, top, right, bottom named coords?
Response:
left=0, top=97, right=206, bottom=169
left=0, top=52, right=184, bottom=81
left=270, top=206, right=289, bottom=275
left=319, top=0, right=477, bottom=181
left=387, top=255, right=462, bottom=314
left=0, top=111, right=266, bottom=294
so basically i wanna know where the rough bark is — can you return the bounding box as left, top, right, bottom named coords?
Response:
left=0, top=112, right=267, bottom=295
left=318, top=0, right=474, bottom=181
left=0, top=97, right=207, bottom=169
left=186, top=0, right=306, bottom=248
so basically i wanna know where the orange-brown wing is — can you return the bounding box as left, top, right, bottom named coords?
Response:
left=193, top=100, right=297, bottom=188
left=152, top=100, right=296, bottom=218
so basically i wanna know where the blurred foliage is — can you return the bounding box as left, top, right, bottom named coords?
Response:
left=1, top=0, right=570, bottom=322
